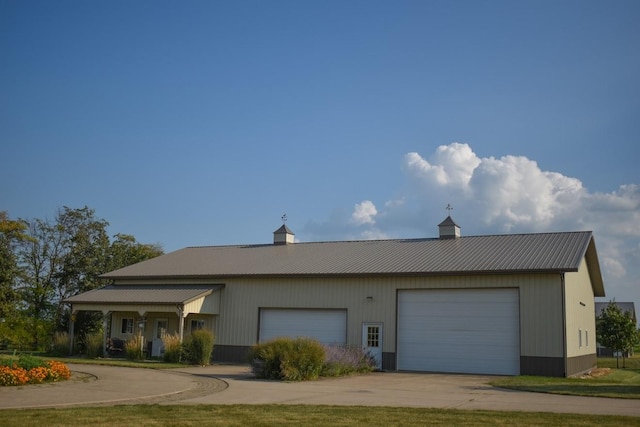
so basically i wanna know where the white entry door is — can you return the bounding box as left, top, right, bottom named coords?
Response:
left=152, top=318, right=168, bottom=357
left=362, top=323, right=382, bottom=370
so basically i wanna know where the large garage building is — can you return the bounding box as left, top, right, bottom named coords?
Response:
left=66, top=216, right=605, bottom=377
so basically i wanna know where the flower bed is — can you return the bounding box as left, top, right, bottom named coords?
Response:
left=0, top=356, right=71, bottom=386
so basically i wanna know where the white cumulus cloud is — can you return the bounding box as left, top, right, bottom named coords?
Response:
left=351, top=200, right=378, bottom=225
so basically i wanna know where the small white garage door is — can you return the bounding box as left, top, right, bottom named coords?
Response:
left=397, top=288, right=520, bottom=375
left=259, top=309, right=347, bottom=345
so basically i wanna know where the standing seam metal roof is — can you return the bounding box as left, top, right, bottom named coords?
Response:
left=64, top=285, right=222, bottom=304
left=99, top=231, right=598, bottom=280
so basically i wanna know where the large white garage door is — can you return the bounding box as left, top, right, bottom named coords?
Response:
left=259, top=309, right=347, bottom=345
left=398, top=289, right=520, bottom=375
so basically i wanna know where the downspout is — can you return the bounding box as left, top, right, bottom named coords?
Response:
left=561, top=273, right=567, bottom=377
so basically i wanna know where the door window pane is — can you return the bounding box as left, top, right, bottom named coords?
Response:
left=367, top=326, right=379, bottom=347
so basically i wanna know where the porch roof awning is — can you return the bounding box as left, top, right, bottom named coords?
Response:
left=64, top=284, right=223, bottom=305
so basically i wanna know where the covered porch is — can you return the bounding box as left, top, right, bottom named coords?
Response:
left=64, top=284, right=223, bottom=358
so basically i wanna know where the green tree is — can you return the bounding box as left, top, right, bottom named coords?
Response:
left=107, top=233, right=163, bottom=272
left=6, top=206, right=163, bottom=351
left=15, top=207, right=110, bottom=349
left=596, top=301, right=640, bottom=368
left=0, top=212, right=29, bottom=348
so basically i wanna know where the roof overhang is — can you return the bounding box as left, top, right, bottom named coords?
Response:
left=584, top=238, right=605, bottom=297
left=64, top=284, right=224, bottom=306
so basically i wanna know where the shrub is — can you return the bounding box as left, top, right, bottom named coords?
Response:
left=0, top=355, right=71, bottom=386
left=322, top=345, right=377, bottom=377
left=183, top=330, right=214, bottom=365
left=46, top=360, right=71, bottom=381
left=50, top=331, right=70, bottom=357
left=84, top=331, right=104, bottom=359
left=124, top=335, right=144, bottom=361
left=162, top=332, right=182, bottom=363
left=17, top=353, right=47, bottom=371
left=249, top=337, right=326, bottom=381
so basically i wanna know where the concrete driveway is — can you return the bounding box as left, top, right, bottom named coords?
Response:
left=1, top=363, right=639, bottom=417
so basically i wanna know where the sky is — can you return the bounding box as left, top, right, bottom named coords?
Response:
left=1, top=1, right=639, bottom=307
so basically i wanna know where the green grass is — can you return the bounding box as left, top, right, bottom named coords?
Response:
left=491, top=356, right=640, bottom=399
left=0, top=354, right=184, bottom=370
left=598, top=355, right=640, bottom=370
left=1, top=405, right=639, bottom=427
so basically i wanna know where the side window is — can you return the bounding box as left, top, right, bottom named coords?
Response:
left=121, top=318, right=133, bottom=334
left=191, top=319, right=205, bottom=332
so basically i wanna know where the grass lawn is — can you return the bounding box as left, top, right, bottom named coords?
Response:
left=491, top=356, right=640, bottom=399
left=1, top=404, right=639, bottom=427
left=0, top=353, right=185, bottom=370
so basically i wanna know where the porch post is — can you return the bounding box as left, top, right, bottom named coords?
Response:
left=177, top=305, right=185, bottom=343
left=102, top=312, right=110, bottom=358
left=68, top=309, right=76, bottom=356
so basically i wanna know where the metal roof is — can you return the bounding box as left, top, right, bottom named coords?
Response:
left=595, top=302, right=636, bottom=321
left=64, top=285, right=222, bottom=305
left=99, top=231, right=604, bottom=295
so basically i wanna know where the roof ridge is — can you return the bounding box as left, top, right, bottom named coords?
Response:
left=184, top=230, right=593, bottom=249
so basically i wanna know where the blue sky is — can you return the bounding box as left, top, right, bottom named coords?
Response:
left=2, top=1, right=639, bottom=306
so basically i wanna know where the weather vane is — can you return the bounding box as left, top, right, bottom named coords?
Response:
left=281, top=213, right=287, bottom=224
left=446, top=204, right=453, bottom=214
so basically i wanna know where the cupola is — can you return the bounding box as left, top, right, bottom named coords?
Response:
left=273, top=224, right=295, bottom=245
left=438, top=215, right=460, bottom=239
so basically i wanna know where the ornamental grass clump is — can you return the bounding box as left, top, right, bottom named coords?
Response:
left=161, top=332, right=182, bottom=363
left=183, top=330, right=214, bottom=365
left=0, top=355, right=71, bottom=386
left=125, top=335, right=144, bottom=361
left=84, top=331, right=104, bottom=359
left=249, top=337, right=325, bottom=381
left=50, top=331, right=70, bottom=357
left=321, top=345, right=377, bottom=377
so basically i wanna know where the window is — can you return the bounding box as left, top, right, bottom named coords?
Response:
left=191, top=319, right=205, bottom=332
left=156, top=319, right=168, bottom=339
left=586, top=330, right=589, bottom=347
left=367, top=325, right=380, bottom=347
left=579, top=329, right=582, bottom=348
left=121, top=318, right=133, bottom=334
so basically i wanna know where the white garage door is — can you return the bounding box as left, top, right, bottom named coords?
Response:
left=259, top=309, right=347, bottom=345
left=397, top=288, right=520, bottom=375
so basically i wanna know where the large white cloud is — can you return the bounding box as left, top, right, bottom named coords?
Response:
left=405, top=145, right=587, bottom=231
left=402, top=143, right=640, bottom=303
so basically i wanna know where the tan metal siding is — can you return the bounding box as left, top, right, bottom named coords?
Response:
left=519, top=275, right=564, bottom=357
left=215, top=273, right=564, bottom=359
left=565, top=258, right=597, bottom=358
left=183, top=292, right=220, bottom=315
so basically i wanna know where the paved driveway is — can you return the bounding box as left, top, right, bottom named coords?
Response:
left=1, top=364, right=639, bottom=417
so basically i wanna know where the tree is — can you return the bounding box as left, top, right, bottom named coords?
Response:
left=5, top=206, right=163, bottom=351
left=596, top=301, right=640, bottom=368
left=0, top=212, right=29, bottom=348
left=15, top=206, right=110, bottom=349
left=107, top=233, right=163, bottom=272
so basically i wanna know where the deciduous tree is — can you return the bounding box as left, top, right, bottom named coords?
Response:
left=596, top=301, right=640, bottom=368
